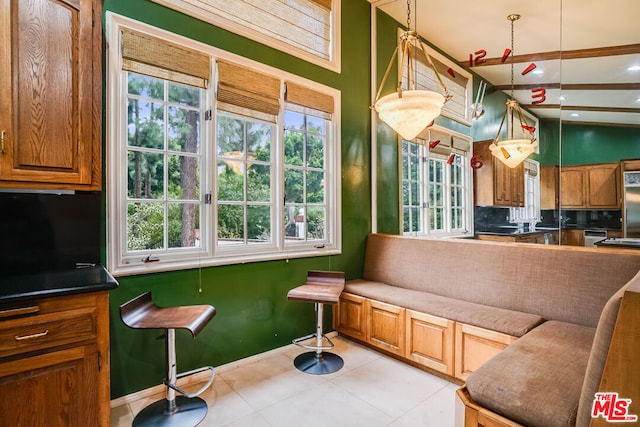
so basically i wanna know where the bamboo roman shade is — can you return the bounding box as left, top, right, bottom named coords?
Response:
left=311, top=0, right=332, bottom=9
left=285, top=82, right=334, bottom=117
left=121, top=28, right=210, bottom=89
left=416, top=128, right=470, bottom=156
left=216, top=60, right=281, bottom=121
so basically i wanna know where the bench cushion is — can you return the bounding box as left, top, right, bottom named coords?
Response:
left=345, top=280, right=544, bottom=337
left=466, top=320, right=595, bottom=427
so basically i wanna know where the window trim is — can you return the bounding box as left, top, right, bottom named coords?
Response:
left=106, top=13, right=341, bottom=276
left=400, top=127, right=473, bottom=238
left=149, top=0, right=341, bottom=73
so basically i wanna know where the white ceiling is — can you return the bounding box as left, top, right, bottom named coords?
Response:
left=373, top=0, right=640, bottom=127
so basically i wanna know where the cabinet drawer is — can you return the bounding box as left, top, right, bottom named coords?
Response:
left=0, top=308, right=97, bottom=358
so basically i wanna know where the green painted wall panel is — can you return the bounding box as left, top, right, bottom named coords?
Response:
left=561, top=123, right=640, bottom=165
left=104, top=0, right=372, bottom=398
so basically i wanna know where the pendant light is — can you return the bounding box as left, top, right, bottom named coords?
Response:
left=489, top=14, right=537, bottom=168
left=373, top=0, right=452, bottom=141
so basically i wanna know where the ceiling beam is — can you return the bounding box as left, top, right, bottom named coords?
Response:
left=524, top=105, right=640, bottom=114
left=459, top=43, right=640, bottom=67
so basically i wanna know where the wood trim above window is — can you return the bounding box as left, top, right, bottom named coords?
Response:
left=311, top=0, right=332, bottom=10
left=121, top=28, right=210, bottom=88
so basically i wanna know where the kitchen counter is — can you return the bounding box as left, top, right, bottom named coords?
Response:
left=475, top=227, right=559, bottom=237
left=0, top=265, right=118, bottom=303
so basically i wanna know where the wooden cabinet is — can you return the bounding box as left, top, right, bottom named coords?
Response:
left=560, top=163, right=620, bottom=209
left=540, top=165, right=559, bottom=209
left=0, top=292, right=110, bottom=426
left=474, top=140, right=525, bottom=207
left=561, top=229, right=584, bottom=246
left=405, top=310, right=454, bottom=375
left=0, top=0, right=102, bottom=190
left=333, top=292, right=366, bottom=340
left=366, top=300, right=405, bottom=356
left=454, top=323, right=517, bottom=381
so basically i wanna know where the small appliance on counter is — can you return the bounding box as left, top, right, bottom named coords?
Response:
left=624, top=171, right=640, bottom=238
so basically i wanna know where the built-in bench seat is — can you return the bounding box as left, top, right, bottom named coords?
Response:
left=345, top=279, right=544, bottom=337
left=334, top=233, right=640, bottom=427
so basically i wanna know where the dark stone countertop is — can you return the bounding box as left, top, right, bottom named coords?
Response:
left=0, top=265, right=118, bottom=304
left=475, top=227, right=560, bottom=236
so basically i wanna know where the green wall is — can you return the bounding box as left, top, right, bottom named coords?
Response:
left=104, top=0, right=372, bottom=398
left=561, top=123, right=640, bottom=165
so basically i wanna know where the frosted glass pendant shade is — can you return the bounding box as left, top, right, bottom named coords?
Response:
left=489, top=139, right=538, bottom=168
left=374, top=90, right=445, bottom=140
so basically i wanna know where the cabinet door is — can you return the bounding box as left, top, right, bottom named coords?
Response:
left=366, top=300, right=405, bottom=356
left=0, top=0, right=100, bottom=189
left=540, top=165, right=559, bottom=209
left=510, top=163, right=525, bottom=207
left=334, top=292, right=366, bottom=340
left=586, top=163, right=620, bottom=208
left=405, top=310, right=454, bottom=375
left=454, top=323, right=516, bottom=381
left=560, top=167, right=586, bottom=208
left=0, top=345, right=99, bottom=426
left=493, top=159, right=511, bottom=206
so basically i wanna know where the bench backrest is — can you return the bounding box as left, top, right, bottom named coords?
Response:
left=363, top=234, right=640, bottom=327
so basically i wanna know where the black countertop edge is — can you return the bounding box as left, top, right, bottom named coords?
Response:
left=0, top=265, right=118, bottom=304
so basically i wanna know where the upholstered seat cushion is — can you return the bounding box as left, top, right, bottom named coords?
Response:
left=345, top=280, right=544, bottom=337
left=465, top=320, right=595, bottom=427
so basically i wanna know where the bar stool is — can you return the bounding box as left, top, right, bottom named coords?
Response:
left=287, top=270, right=345, bottom=375
left=120, top=292, right=216, bottom=427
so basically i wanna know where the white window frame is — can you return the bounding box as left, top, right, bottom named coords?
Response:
left=149, top=0, right=341, bottom=73
left=509, top=159, right=541, bottom=224
left=401, top=131, right=473, bottom=238
left=106, top=13, right=341, bottom=276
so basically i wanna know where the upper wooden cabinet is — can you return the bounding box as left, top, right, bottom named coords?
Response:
left=560, top=163, right=620, bottom=209
left=540, top=165, right=559, bottom=210
left=474, top=140, right=525, bottom=207
left=0, top=0, right=102, bottom=190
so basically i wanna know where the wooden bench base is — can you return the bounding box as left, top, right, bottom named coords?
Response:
left=456, top=387, right=524, bottom=427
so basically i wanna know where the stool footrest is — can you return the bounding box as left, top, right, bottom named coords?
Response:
left=165, top=365, right=215, bottom=399
left=292, top=333, right=335, bottom=350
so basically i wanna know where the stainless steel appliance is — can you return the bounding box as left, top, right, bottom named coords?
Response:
left=584, top=229, right=607, bottom=247
left=623, top=172, right=640, bottom=238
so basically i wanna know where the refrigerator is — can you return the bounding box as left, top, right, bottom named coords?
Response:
left=624, top=171, right=640, bottom=238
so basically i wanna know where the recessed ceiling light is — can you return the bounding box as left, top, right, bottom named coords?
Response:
left=571, top=113, right=580, bottom=117
left=532, top=69, right=544, bottom=75
left=628, top=65, right=640, bottom=71
left=559, top=96, right=566, bottom=101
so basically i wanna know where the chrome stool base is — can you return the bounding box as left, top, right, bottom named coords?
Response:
left=293, top=351, right=344, bottom=375
left=132, top=396, right=208, bottom=427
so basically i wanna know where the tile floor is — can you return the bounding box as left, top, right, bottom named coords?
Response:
left=111, top=336, right=462, bottom=427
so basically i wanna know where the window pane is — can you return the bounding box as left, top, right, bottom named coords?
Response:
left=306, top=115, right=325, bottom=134
left=284, top=206, right=304, bottom=240
left=217, top=160, right=244, bottom=201
left=307, top=170, right=324, bottom=203
left=128, top=73, right=164, bottom=99
left=284, top=130, right=304, bottom=166
left=403, top=208, right=410, bottom=233
left=218, top=204, right=244, bottom=243
left=168, top=107, right=200, bottom=153
left=247, top=164, right=271, bottom=202
left=168, top=203, right=199, bottom=248
left=217, top=116, right=245, bottom=153
left=128, top=151, right=164, bottom=199
left=410, top=156, right=419, bottom=181
left=306, top=134, right=324, bottom=168
left=411, top=182, right=418, bottom=205
left=168, top=81, right=200, bottom=107
left=284, top=110, right=304, bottom=130
left=128, top=99, right=164, bottom=149
left=410, top=143, right=419, bottom=156
left=402, top=154, right=409, bottom=180
left=247, top=122, right=272, bottom=158
left=127, top=202, right=164, bottom=250
left=402, top=181, right=410, bottom=205
left=410, top=207, right=419, bottom=232
left=306, top=206, right=325, bottom=240
left=168, top=155, right=199, bottom=200
left=285, top=168, right=304, bottom=203
left=247, top=205, right=270, bottom=242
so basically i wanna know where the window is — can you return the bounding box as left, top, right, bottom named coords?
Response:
left=149, top=0, right=340, bottom=72
left=106, top=14, right=340, bottom=275
left=509, top=160, right=541, bottom=224
left=401, top=127, right=472, bottom=237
